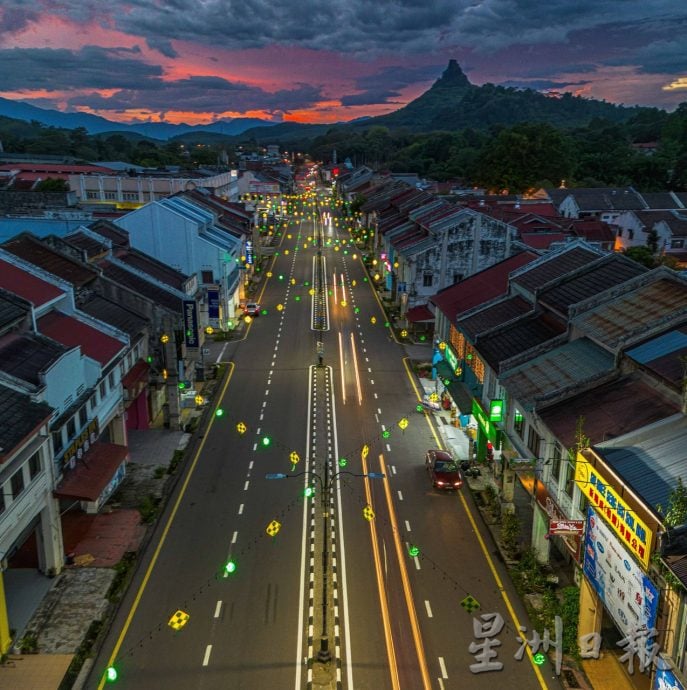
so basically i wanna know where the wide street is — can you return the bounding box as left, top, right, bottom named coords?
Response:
left=89, top=192, right=562, bottom=689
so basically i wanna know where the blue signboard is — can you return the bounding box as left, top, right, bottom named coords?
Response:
left=654, top=666, right=686, bottom=690
left=183, top=300, right=199, bottom=348
left=207, top=289, right=220, bottom=319
left=245, top=240, right=254, bottom=265
left=583, top=506, right=659, bottom=636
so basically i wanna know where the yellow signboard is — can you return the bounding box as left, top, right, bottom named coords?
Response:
left=575, top=455, right=652, bottom=568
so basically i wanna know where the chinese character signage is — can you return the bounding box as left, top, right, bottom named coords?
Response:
left=183, top=300, right=199, bottom=348
left=245, top=240, right=253, bottom=265
left=575, top=457, right=652, bottom=568
left=583, top=507, right=658, bottom=638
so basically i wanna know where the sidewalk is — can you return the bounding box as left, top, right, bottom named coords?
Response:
left=1, top=429, right=192, bottom=690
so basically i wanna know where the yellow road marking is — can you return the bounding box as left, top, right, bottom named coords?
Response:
left=361, top=454, right=401, bottom=690
left=402, top=358, right=551, bottom=689
left=98, top=363, right=236, bottom=689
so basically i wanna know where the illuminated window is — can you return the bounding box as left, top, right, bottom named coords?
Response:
left=513, top=410, right=524, bottom=437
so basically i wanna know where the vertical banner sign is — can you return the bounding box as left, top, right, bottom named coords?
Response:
left=583, top=507, right=659, bottom=638
left=207, top=289, right=220, bottom=319
left=183, top=300, right=199, bottom=348
left=245, top=240, right=254, bottom=265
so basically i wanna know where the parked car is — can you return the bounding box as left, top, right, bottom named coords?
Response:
left=425, top=449, right=463, bottom=490
left=243, top=302, right=260, bottom=317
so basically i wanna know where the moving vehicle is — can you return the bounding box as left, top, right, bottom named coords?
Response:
left=425, top=449, right=463, bottom=490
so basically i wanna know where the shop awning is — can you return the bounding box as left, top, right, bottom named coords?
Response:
left=54, top=442, right=128, bottom=502
left=406, top=305, right=434, bottom=323
left=121, top=360, right=150, bottom=389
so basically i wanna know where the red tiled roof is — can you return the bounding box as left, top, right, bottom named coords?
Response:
left=53, top=442, right=128, bottom=502
left=406, top=305, right=434, bottom=322
left=0, top=259, right=64, bottom=307
left=519, top=233, right=568, bottom=249
left=431, top=252, right=538, bottom=320
left=38, top=311, right=126, bottom=366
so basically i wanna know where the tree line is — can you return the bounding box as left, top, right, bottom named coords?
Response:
left=2, top=102, right=686, bottom=194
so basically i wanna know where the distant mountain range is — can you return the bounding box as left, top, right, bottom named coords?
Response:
left=0, top=96, right=278, bottom=140
left=0, top=60, right=662, bottom=146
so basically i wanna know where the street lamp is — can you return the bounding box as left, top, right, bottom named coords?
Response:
left=266, top=469, right=385, bottom=662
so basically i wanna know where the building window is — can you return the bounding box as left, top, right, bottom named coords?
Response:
left=0, top=491, right=4, bottom=515
left=527, top=426, right=542, bottom=457
left=53, top=430, right=64, bottom=455
left=79, top=406, right=88, bottom=428
left=201, top=270, right=214, bottom=284
left=66, top=417, right=76, bottom=440
left=616, top=228, right=623, bottom=238
left=513, top=409, right=524, bottom=437
left=628, top=229, right=634, bottom=240
left=672, top=239, right=685, bottom=249
left=100, top=381, right=107, bottom=398
left=90, top=395, right=97, bottom=411
left=562, top=462, right=575, bottom=498
left=11, top=469, right=25, bottom=499
left=86, top=191, right=99, bottom=199
left=423, top=272, right=433, bottom=287
left=550, top=443, right=563, bottom=484
left=109, top=372, right=115, bottom=388
left=578, top=488, right=586, bottom=513
left=29, top=452, right=41, bottom=480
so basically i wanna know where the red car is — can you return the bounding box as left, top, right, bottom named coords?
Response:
left=425, top=449, right=463, bottom=490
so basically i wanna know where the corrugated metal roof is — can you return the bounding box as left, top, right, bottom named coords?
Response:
left=626, top=330, right=687, bottom=363
left=595, top=415, right=687, bottom=513
left=572, top=275, right=687, bottom=349
left=538, top=374, right=680, bottom=448
left=500, top=338, right=614, bottom=410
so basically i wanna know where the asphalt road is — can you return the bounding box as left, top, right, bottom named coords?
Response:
left=89, top=196, right=563, bottom=690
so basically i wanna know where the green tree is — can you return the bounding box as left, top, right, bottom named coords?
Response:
left=624, top=246, right=656, bottom=267
left=658, top=477, right=687, bottom=527
left=34, top=177, right=69, bottom=191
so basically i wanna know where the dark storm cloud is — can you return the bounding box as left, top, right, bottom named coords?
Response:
left=0, top=46, right=162, bottom=91
left=340, top=64, right=443, bottom=107
left=619, top=39, right=687, bottom=75
left=67, top=77, right=324, bottom=114
left=145, top=36, right=179, bottom=59
left=0, top=5, right=40, bottom=33
left=83, top=0, right=685, bottom=58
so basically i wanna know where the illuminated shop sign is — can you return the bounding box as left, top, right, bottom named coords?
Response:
left=575, top=456, right=652, bottom=568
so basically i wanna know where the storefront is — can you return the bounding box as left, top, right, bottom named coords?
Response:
left=576, top=453, right=660, bottom=687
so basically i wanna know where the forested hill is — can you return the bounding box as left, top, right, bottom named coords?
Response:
left=363, top=59, right=653, bottom=132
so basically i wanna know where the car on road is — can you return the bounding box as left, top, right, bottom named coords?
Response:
left=243, top=302, right=260, bottom=317
left=425, top=449, right=463, bottom=490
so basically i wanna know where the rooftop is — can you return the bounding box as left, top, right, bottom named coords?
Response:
left=0, top=385, right=53, bottom=462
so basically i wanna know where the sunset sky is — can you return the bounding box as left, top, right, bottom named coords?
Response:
left=1, top=0, right=685, bottom=126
